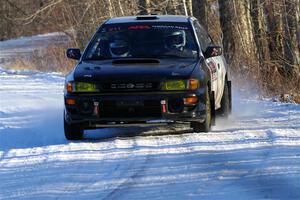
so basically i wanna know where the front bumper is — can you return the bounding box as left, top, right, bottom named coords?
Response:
left=64, top=90, right=207, bottom=126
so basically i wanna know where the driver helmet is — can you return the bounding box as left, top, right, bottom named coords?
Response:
left=109, top=34, right=130, bottom=57
left=165, top=30, right=186, bottom=51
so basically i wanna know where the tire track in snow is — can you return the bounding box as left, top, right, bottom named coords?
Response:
left=101, top=154, right=152, bottom=200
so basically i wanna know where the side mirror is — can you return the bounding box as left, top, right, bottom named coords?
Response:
left=66, top=48, right=81, bottom=60
left=204, top=46, right=222, bottom=58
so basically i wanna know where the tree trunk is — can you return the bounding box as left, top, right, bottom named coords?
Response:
left=138, top=0, right=151, bottom=15
left=117, top=0, right=125, bottom=16
left=192, top=0, right=209, bottom=28
left=250, top=0, right=270, bottom=64
left=218, top=0, right=259, bottom=78
left=107, top=0, right=114, bottom=17
left=265, top=0, right=285, bottom=67
left=284, top=0, right=300, bottom=73
left=183, top=0, right=193, bottom=16
left=166, top=0, right=183, bottom=15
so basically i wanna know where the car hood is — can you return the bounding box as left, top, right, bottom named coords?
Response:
left=73, top=59, right=198, bottom=82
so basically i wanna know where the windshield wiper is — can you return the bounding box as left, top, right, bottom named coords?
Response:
left=83, top=55, right=110, bottom=61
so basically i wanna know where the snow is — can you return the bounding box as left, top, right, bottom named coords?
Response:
left=0, top=67, right=299, bottom=200
left=0, top=33, right=300, bottom=199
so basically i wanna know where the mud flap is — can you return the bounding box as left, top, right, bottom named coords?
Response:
left=227, top=81, right=232, bottom=114
left=210, top=91, right=216, bottom=126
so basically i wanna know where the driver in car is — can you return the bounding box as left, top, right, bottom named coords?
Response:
left=109, top=34, right=131, bottom=58
left=164, top=30, right=193, bottom=57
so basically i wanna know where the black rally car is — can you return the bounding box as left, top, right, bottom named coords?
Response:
left=64, top=15, right=231, bottom=140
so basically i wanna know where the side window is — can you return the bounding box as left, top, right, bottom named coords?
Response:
left=193, top=21, right=212, bottom=52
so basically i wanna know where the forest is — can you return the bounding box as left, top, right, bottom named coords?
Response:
left=0, top=0, right=299, bottom=98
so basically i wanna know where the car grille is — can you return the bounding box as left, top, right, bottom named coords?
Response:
left=101, top=82, right=160, bottom=92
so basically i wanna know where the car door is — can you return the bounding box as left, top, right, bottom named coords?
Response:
left=207, top=36, right=227, bottom=109
left=193, top=21, right=222, bottom=109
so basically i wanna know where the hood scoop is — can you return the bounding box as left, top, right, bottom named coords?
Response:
left=112, top=59, right=160, bottom=65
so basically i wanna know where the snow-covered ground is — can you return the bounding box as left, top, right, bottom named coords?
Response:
left=0, top=67, right=300, bottom=200
left=0, top=33, right=300, bottom=200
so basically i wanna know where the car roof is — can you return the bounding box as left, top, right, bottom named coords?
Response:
left=105, top=15, right=191, bottom=24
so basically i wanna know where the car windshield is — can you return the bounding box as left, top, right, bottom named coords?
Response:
left=83, top=22, right=198, bottom=60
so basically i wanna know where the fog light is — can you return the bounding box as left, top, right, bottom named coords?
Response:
left=184, top=96, right=198, bottom=104
left=66, top=98, right=76, bottom=105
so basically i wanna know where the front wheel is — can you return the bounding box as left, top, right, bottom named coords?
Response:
left=64, top=118, right=84, bottom=140
left=191, top=87, right=212, bottom=132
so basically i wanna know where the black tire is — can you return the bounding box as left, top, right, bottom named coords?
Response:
left=191, top=87, right=212, bottom=132
left=64, top=118, right=84, bottom=140
left=219, top=80, right=231, bottom=118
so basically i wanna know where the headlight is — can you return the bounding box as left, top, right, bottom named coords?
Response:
left=75, top=82, right=98, bottom=92
left=162, top=79, right=200, bottom=91
left=162, top=80, right=186, bottom=90
left=65, top=82, right=99, bottom=93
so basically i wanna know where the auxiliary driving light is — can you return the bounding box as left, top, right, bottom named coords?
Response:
left=184, top=96, right=198, bottom=104
left=66, top=98, right=76, bottom=105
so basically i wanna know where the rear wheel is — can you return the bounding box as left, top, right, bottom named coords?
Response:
left=64, top=117, right=84, bottom=140
left=191, top=87, right=212, bottom=132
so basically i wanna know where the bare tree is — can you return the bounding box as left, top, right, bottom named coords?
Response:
left=250, top=0, right=270, bottom=64
left=265, top=0, right=285, bottom=68
left=283, top=0, right=300, bottom=73
left=1, top=0, right=299, bottom=95
left=192, top=0, right=209, bottom=28
left=182, top=0, right=193, bottom=16
left=219, top=0, right=259, bottom=80
left=138, top=0, right=151, bottom=14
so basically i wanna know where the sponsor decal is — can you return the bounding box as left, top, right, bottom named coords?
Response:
left=152, top=25, right=189, bottom=30
left=207, top=61, right=218, bottom=81
left=111, top=83, right=153, bottom=89
left=128, top=25, right=151, bottom=30
left=211, top=48, right=219, bottom=56
left=107, top=26, right=121, bottom=32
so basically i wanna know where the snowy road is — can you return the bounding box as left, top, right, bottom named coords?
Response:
left=0, top=68, right=300, bottom=200
left=0, top=33, right=69, bottom=62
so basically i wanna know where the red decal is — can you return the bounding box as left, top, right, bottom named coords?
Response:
left=161, top=100, right=167, bottom=113
left=211, top=48, right=219, bottom=56
left=162, top=104, right=166, bottom=113
left=128, top=25, right=151, bottom=30
left=93, top=102, right=100, bottom=116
